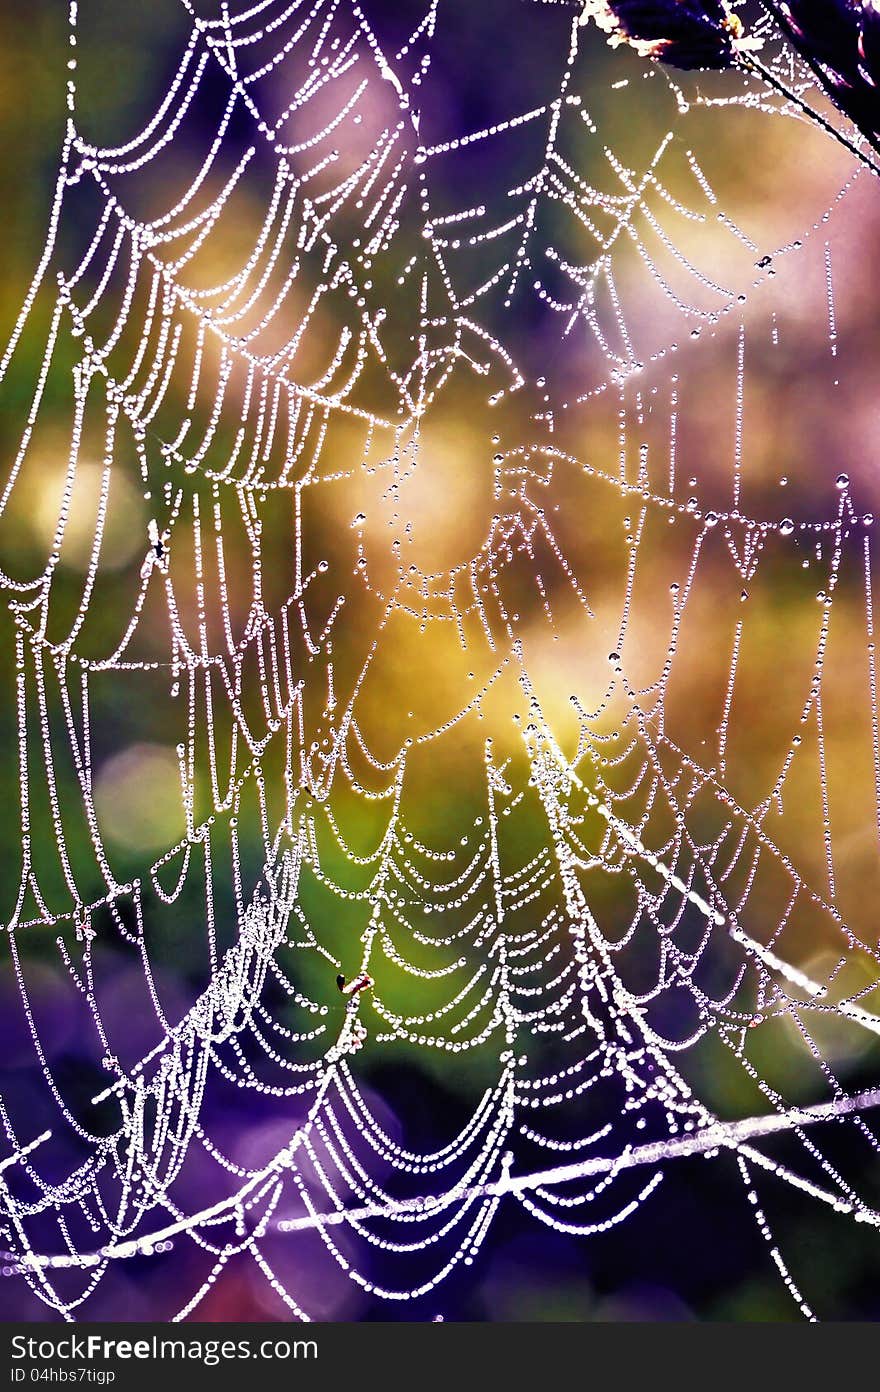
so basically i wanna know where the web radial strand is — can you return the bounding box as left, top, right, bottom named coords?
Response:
left=0, top=0, right=878, bottom=1320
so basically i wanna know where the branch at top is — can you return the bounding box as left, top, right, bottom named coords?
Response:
left=580, top=0, right=880, bottom=166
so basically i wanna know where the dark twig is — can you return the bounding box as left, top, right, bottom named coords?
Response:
left=740, top=50, right=880, bottom=175
left=757, top=0, right=880, bottom=160
left=580, top=0, right=880, bottom=175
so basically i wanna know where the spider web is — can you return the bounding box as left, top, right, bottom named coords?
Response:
left=1, top=0, right=879, bottom=1320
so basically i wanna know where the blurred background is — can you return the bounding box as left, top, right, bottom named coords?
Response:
left=1, top=0, right=880, bottom=1320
